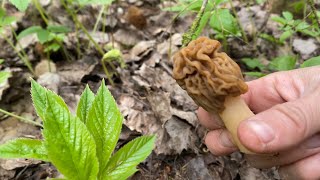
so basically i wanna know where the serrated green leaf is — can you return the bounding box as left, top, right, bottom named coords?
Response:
left=209, top=9, right=240, bottom=35
left=17, top=26, right=42, bottom=40
left=86, top=80, right=123, bottom=178
left=300, top=56, right=320, bottom=68
left=244, top=72, right=266, bottom=78
left=0, top=71, right=11, bottom=84
left=269, top=56, right=296, bottom=71
left=76, top=85, right=95, bottom=124
left=9, top=0, right=31, bottom=11
left=0, top=138, right=48, bottom=161
left=43, top=90, right=98, bottom=180
left=31, top=80, right=48, bottom=120
left=103, top=135, right=155, bottom=180
left=47, top=25, right=71, bottom=33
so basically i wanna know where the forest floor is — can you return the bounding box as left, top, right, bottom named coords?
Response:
left=0, top=0, right=319, bottom=179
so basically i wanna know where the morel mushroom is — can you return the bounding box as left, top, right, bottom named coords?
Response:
left=173, top=37, right=254, bottom=153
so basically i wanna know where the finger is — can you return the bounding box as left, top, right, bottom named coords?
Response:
left=238, top=92, right=320, bottom=153
left=242, top=70, right=303, bottom=113
left=205, top=129, right=238, bottom=156
left=197, top=107, right=224, bottom=130
left=245, top=133, right=320, bottom=168
left=279, top=152, right=320, bottom=180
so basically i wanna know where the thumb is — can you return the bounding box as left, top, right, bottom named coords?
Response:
left=237, top=94, right=320, bottom=153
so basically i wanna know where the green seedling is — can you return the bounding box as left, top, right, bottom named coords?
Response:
left=0, top=8, right=34, bottom=74
left=0, top=80, right=155, bottom=180
left=17, top=25, right=71, bottom=56
left=271, top=11, right=320, bottom=42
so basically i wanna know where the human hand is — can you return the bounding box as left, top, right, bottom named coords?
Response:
left=197, top=66, right=320, bottom=179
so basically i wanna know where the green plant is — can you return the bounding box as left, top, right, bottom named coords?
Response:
left=0, top=8, right=34, bottom=74
left=242, top=55, right=320, bottom=78
left=17, top=25, right=71, bottom=57
left=271, top=11, right=320, bottom=42
left=0, top=80, right=155, bottom=180
left=164, top=0, right=245, bottom=46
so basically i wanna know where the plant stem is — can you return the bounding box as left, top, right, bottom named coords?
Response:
left=101, top=60, right=114, bottom=86
left=93, top=5, right=106, bottom=33
left=0, top=108, right=43, bottom=127
left=307, top=0, right=320, bottom=28
left=228, top=0, right=249, bottom=44
left=1, top=32, right=35, bottom=75
left=61, top=0, right=105, bottom=56
left=182, top=0, right=208, bottom=47
left=32, top=0, right=49, bottom=25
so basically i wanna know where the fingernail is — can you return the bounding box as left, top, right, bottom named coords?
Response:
left=245, top=120, right=275, bottom=144
left=220, top=131, right=235, bottom=148
left=305, top=133, right=320, bottom=149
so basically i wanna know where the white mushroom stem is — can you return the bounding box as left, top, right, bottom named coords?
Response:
left=219, top=96, right=255, bottom=154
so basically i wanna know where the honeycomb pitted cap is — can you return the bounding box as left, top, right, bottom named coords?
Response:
left=173, top=37, right=248, bottom=113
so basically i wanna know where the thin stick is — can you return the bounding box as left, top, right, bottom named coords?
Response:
left=0, top=108, right=43, bottom=127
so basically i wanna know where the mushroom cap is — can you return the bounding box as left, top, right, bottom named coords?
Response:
left=172, top=37, right=248, bottom=113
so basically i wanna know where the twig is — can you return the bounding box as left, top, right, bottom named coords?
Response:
left=0, top=108, right=43, bottom=127
left=228, top=0, right=248, bottom=44
left=182, top=0, right=208, bottom=47
left=307, top=0, right=320, bottom=28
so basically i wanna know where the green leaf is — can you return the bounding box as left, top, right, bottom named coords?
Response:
left=17, top=26, right=42, bottom=40
left=76, top=85, right=95, bottom=124
left=300, top=56, right=320, bottom=68
left=244, top=72, right=266, bottom=78
left=31, top=80, right=48, bottom=120
left=37, top=29, right=51, bottom=44
left=282, top=11, right=293, bottom=21
left=0, top=71, right=11, bottom=84
left=47, top=25, right=71, bottom=33
left=209, top=9, right=240, bottom=35
left=269, top=56, right=296, bottom=71
left=0, top=16, right=16, bottom=27
left=295, top=21, right=310, bottom=31
left=104, top=136, right=156, bottom=180
left=0, top=138, right=48, bottom=161
left=44, top=43, right=61, bottom=53
left=241, top=58, right=265, bottom=71
left=8, top=0, right=31, bottom=11
left=43, top=89, right=99, bottom=180
left=256, top=0, right=266, bottom=4
left=86, top=80, right=123, bottom=178
left=279, top=30, right=293, bottom=42
left=271, top=15, right=286, bottom=25
left=0, top=59, right=4, bottom=64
